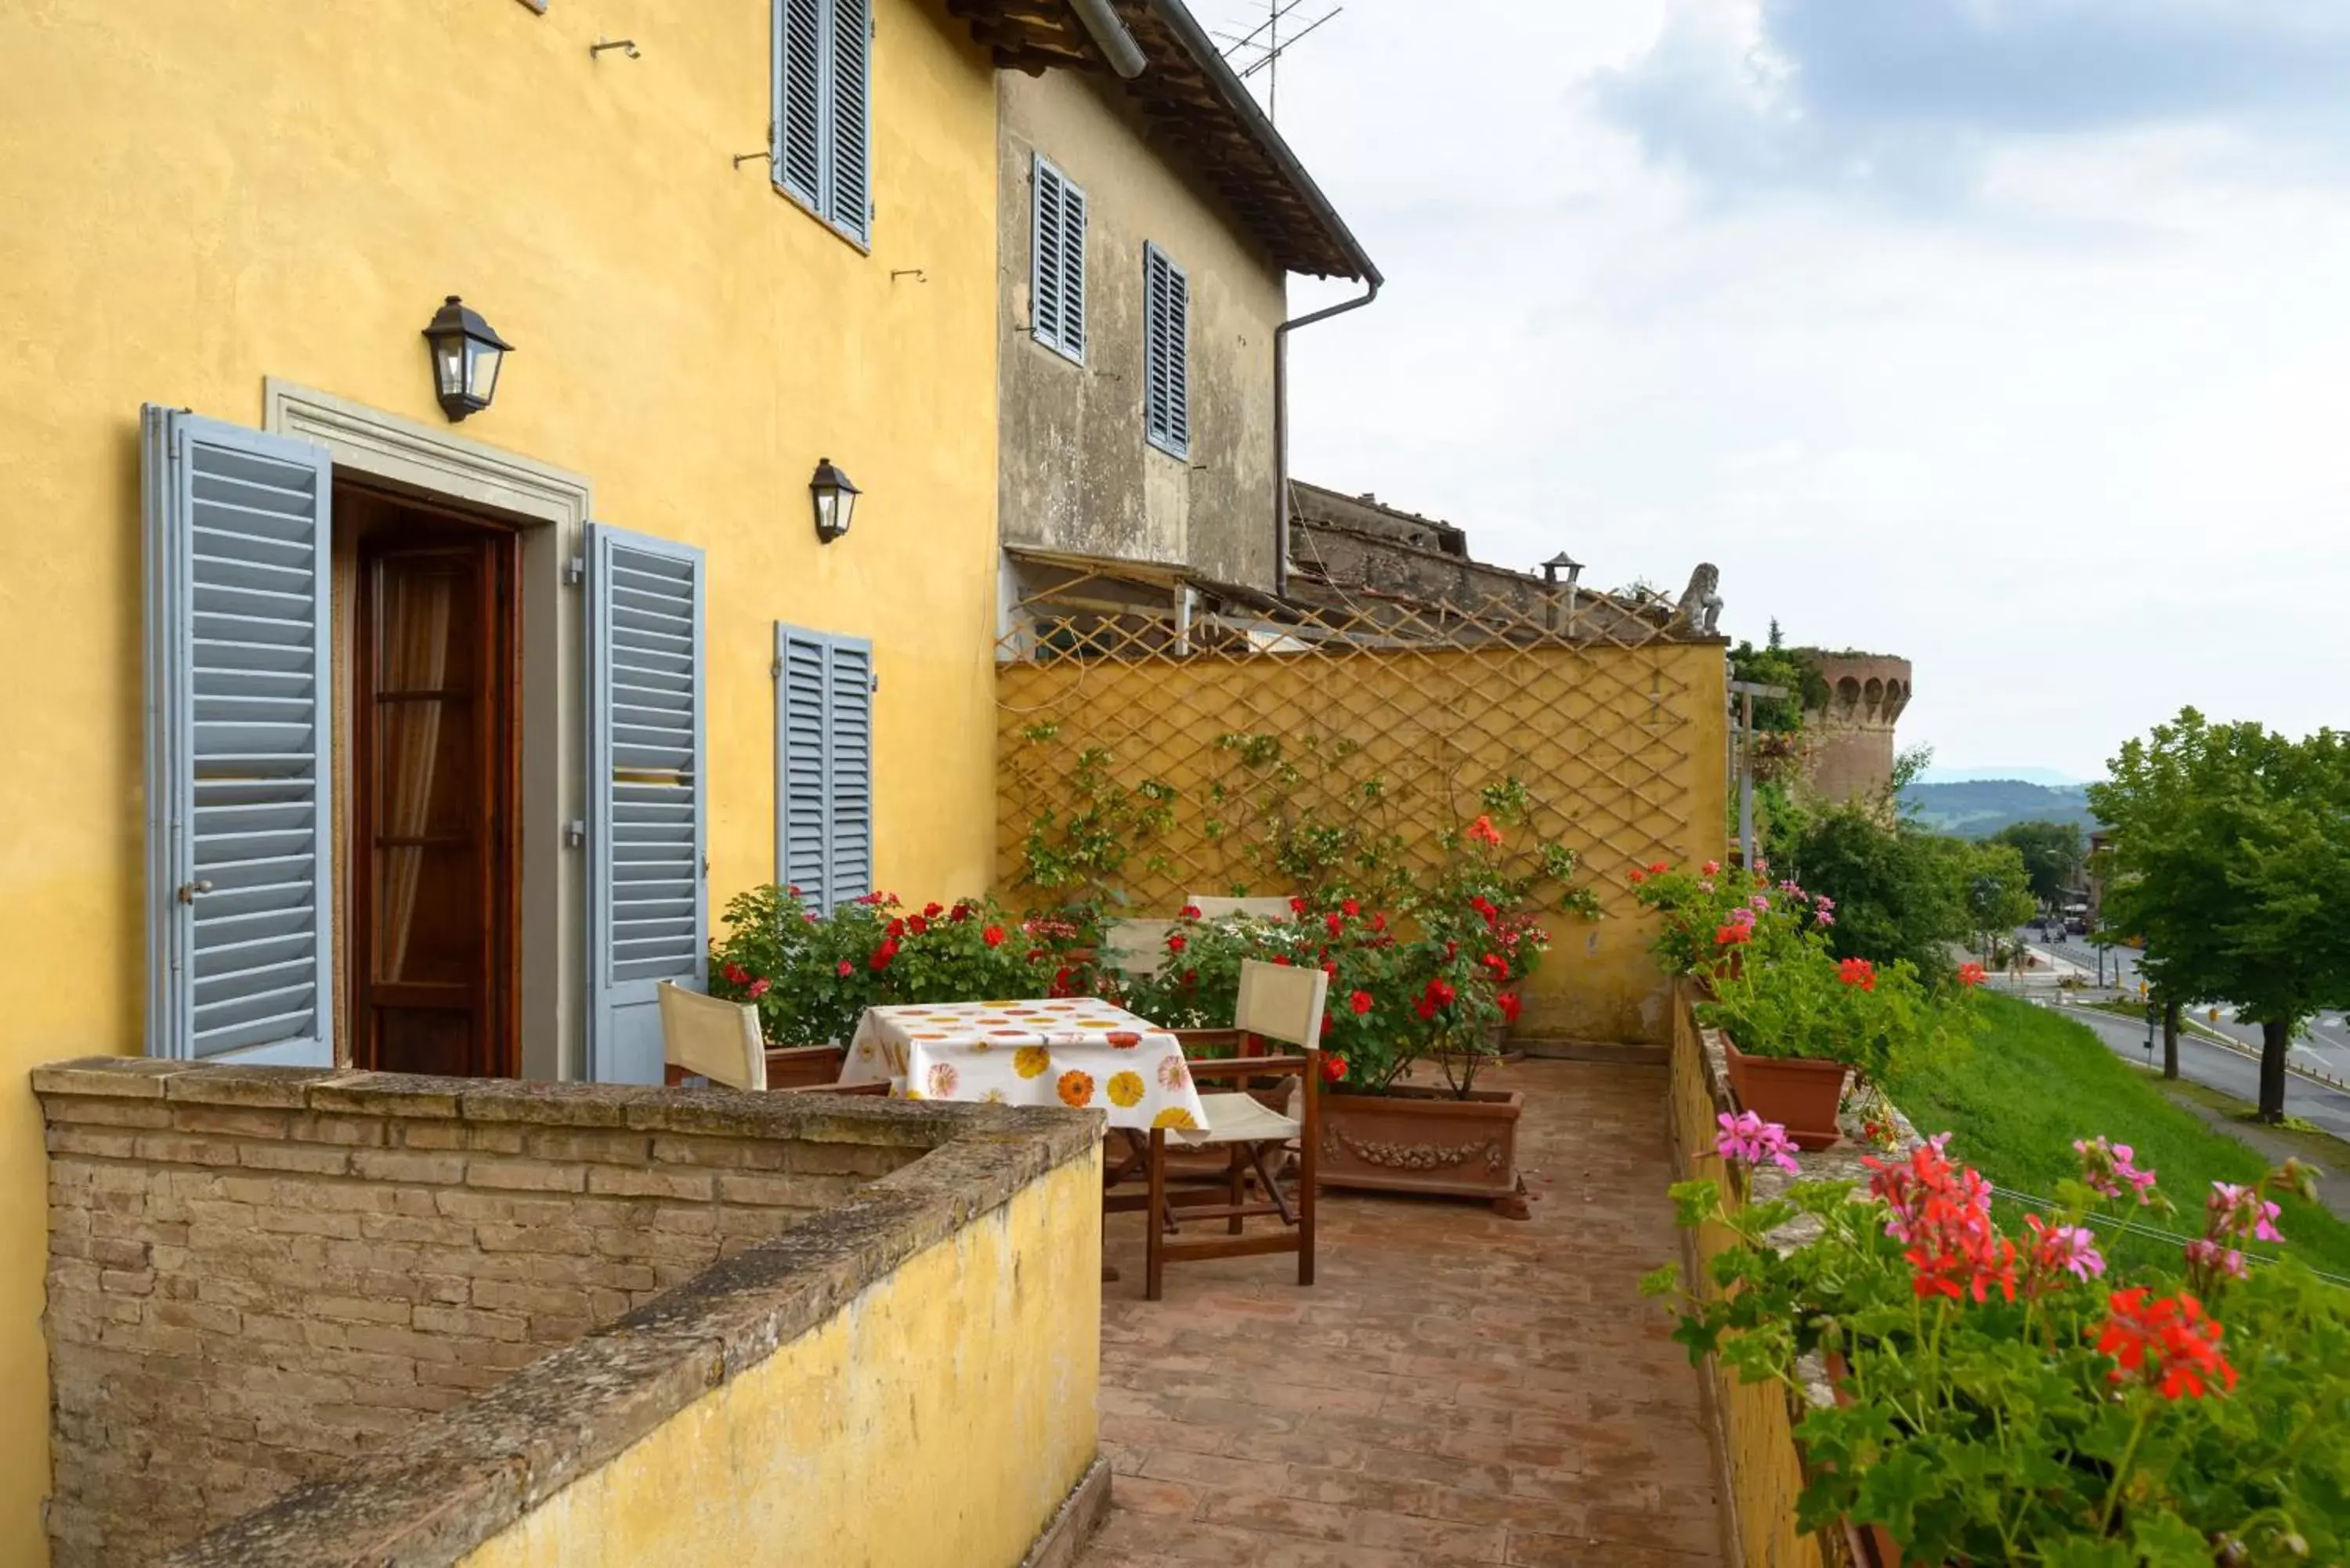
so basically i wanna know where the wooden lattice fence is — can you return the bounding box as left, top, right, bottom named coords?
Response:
left=994, top=584, right=1730, bottom=1043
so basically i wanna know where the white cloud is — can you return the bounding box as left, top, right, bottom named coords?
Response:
left=1254, top=0, right=2350, bottom=779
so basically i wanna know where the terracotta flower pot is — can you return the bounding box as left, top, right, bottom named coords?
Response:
left=1319, top=1084, right=1530, bottom=1218
left=1721, top=1035, right=1846, bottom=1151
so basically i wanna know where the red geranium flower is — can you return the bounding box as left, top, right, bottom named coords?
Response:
left=2097, top=1288, right=2236, bottom=1400
left=1957, top=963, right=1987, bottom=988
left=1166, top=934, right=1186, bottom=954
left=982, top=923, right=1004, bottom=948
left=1716, top=924, right=1752, bottom=947
left=1496, top=992, right=1521, bottom=1024
left=923, top=901, right=944, bottom=918
left=1424, top=977, right=1456, bottom=1006
left=1349, top=989, right=1373, bottom=1015
left=1628, top=869, right=1647, bottom=886
left=1272, top=954, right=1293, bottom=966
left=1838, top=957, right=1876, bottom=991
left=1647, top=861, right=1668, bottom=875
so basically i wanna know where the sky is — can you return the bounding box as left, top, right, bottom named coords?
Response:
left=1217, top=0, right=2350, bottom=782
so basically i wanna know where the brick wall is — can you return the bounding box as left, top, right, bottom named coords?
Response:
left=34, top=1061, right=931, bottom=1568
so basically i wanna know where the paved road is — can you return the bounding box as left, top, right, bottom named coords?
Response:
left=2009, top=926, right=2350, bottom=1080
left=2046, top=995, right=2350, bottom=1143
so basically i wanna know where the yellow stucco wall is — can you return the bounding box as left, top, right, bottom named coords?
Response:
left=1668, top=984, right=1828, bottom=1568
left=458, top=1154, right=1101, bottom=1568
left=0, top=2, right=1002, bottom=1555
left=997, top=640, right=1730, bottom=1043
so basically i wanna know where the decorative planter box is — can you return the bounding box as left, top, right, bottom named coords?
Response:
left=1319, top=1084, right=1530, bottom=1218
left=1720, top=1035, right=1847, bottom=1152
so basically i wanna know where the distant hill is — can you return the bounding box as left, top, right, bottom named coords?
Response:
left=1899, top=779, right=2099, bottom=840
left=1918, top=766, right=2083, bottom=788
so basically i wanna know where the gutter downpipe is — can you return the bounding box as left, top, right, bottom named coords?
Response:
left=1274, top=273, right=1379, bottom=598
left=1068, top=0, right=1149, bottom=78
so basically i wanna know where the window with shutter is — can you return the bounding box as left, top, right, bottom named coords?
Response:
left=143, top=406, right=337, bottom=1066
left=774, top=623, right=873, bottom=912
left=588, top=526, right=707, bottom=1085
left=772, top=0, right=873, bottom=245
left=1031, top=156, right=1087, bottom=364
left=1144, top=243, right=1191, bottom=459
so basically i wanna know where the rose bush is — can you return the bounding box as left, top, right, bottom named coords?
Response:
left=1647, top=1123, right=2346, bottom=1563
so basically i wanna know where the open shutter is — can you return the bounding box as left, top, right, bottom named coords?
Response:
left=588, top=526, right=706, bottom=1084
left=827, top=0, right=872, bottom=244
left=1162, top=259, right=1189, bottom=451
left=143, top=406, right=335, bottom=1065
left=774, top=0, right=824, bottom=208
left=775, top=624, right=831, bottom=907
left=826, top=637, right=873, bottom=907
left=774, top=624, right=873, bottom=912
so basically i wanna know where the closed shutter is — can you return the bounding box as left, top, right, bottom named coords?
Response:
left=773, top=623, right=873, bottom=911
left=588, top=526, right=707, bottom=1085
left=774, top=0, right=824, bottom=206
left=775, top=625, right=830, bottom=905
left=1144, top=244, right=1191, bottom=457
left=827, top=0, right=872, bottom=245
left=1032, top=157, right=1086, bottom=363
left=142, top=406, right=335, bottom=1065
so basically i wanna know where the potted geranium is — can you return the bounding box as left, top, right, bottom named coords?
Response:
left=1648, top=1122, right=2343, bottom=1564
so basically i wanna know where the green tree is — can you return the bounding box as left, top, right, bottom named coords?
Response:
left=1987, top=819, right=2086, bottom=907
left=1964, top=840, right=2039, bottom=955
left=1790, top=800, right=1974, bottom=978
left=2088, top=709, right=2350, bottom=1122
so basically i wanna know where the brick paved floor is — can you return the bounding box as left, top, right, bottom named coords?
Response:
left=1076, top=1059, right=1727, bottom=1568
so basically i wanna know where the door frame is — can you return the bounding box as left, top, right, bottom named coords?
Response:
left=266, top=379, right=588, bottom=1081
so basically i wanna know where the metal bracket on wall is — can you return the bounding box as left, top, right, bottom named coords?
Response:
left=590, top=36, right=642, bottom=59
left=562, top=555, right=585, bottom=587
left=564, top=820, right=586, bottom=849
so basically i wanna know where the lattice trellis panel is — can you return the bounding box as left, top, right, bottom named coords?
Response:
left=994, top=588, right=1732, bottom=1027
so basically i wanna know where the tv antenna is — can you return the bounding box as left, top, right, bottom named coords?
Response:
left=1215, top=0, right=1342, bottom=123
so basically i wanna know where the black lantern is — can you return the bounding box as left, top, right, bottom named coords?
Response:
left=1541, top=551, right=1584, bottom=591
left=810, top=457, right=861, bottom=544
left=421, top=295, right=512, bottom=421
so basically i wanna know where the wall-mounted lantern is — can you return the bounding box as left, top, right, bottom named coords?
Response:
left=810, top=457, right=861, bottom=544
left=1541, top=551, right=1584, bottom=591
left=421, top=295, right=513, bottom=422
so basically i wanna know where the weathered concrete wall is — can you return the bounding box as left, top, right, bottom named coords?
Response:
left=998, top=69, right=1286, bottom=591
left=1798, top=652, right=1912, bottom=804
left=35, top=1063, right=946, bottom=1566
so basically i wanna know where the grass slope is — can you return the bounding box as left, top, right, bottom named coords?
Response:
left=1883, top=992, right=2350, bottom=1281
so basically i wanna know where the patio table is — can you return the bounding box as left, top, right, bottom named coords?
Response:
left=837, top=997, right=1210, bottom=1133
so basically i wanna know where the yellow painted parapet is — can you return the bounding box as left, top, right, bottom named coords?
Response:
left=1668, top=982, right=1835, bottom=1568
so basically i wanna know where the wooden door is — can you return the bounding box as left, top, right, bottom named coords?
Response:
left=352, top=517, right=520, bottom=1077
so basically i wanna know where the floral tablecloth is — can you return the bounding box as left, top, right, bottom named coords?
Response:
left=838, top=997, right=1209, bottom=1133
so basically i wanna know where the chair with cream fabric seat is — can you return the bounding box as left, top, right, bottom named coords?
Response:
left=1182, top=894, right=1295, bottom=922
left=656, top=981, right=767, bottom=1092
left=1132, top=958, right=1326, bottom=1300
left=1101, top=918, right=1176, bottom=984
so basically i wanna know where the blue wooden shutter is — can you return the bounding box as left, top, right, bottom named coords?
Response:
left=588, top=526, right=707, bottom=1084
left=775, top=624, right=831, bottom=906
left=826, top=637, right=873, bottom=906
left=1032, top=157, right=1086, bottom=363
left=826, top=0, right=872, bottom=244
left=773, top=624, right=873, bottom=911
left=1058, top=179, right=1088, bottom=360
left=774, top=0, right=824, bottom=208
left=1144, top=244, right=1191, bottom=457
left=142, top=406, right=335, bottom=1065
left=1032, top=161, right=1066, bottom=356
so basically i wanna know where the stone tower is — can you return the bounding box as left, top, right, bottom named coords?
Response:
left=1798, top=651, right=1912, bottom=802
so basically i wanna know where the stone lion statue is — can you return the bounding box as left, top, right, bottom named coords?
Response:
left=1672, top=563, right=1723, bottom=637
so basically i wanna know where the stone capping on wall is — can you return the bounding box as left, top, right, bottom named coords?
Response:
left=32, top=1060, right=1101, bottom=1568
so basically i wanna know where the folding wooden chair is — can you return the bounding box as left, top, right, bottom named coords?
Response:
left=1101, top=918, right=1176, bottom=985
left=1182, top=895, right=1295, bottom=922
left=657, top=981, right=766, bottom=1091
left=1132, top=959, right=1326, bottom=1301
